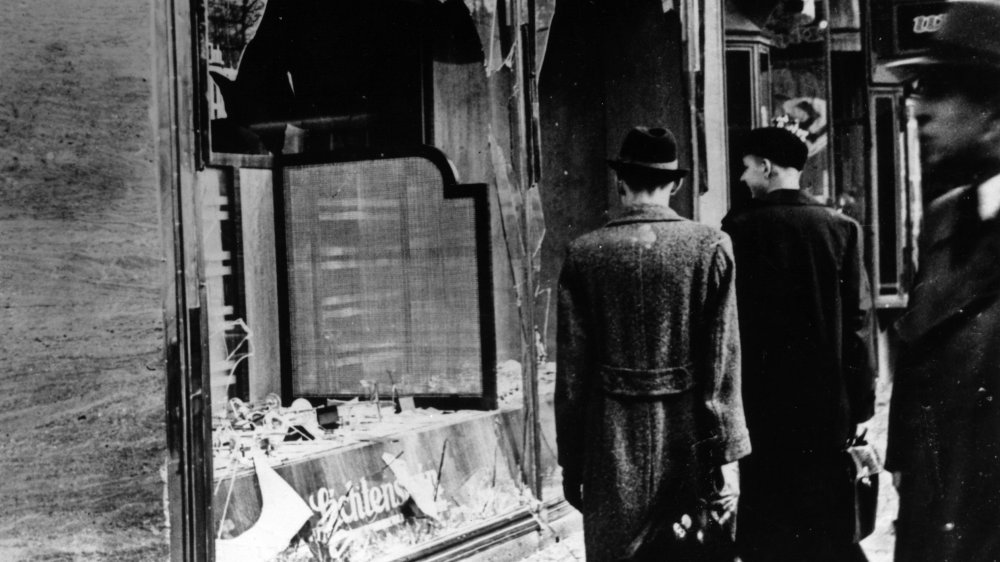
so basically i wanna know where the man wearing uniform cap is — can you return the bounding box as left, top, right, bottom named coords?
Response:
left=556, top=126, right=750, bottom=561
left=721, top=125, right=877, bottom=562
left=885, top=2, right=1000, bottom=561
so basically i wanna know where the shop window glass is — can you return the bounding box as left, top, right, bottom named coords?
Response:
left=205, top=0, right=446, bottom=156
left=186, top=1, right=547, bottom=559
left=868, top=90, right=918, bottom=308
left=874, top=96, right=899, bottom=295
left=727, top=51, right=754, bottom=130
left=830, top=52, right=868, bottom=223
left=726, top=49, right=755, bottom=209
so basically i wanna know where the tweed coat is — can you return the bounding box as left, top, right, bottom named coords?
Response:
left=721, top=189, right=877, bottom=559
left=887, top=184, right=1000, bottom=562
left=556, top=204, right=751, bottom=562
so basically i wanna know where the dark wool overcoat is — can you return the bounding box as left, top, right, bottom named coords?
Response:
left=721, top=190, right=877, bottom=453
left=887, top=185, right=1000, bottom=562
left=556, top=204, right=751, bottom=562
left=721, top=189, right=877, bottom=558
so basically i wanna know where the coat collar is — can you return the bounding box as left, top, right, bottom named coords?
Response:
left=721, top=190, right=821, bottom=227
left=605, top=204, right=685, bottom=227
left=922, top=172, right=1000, bottom=248
left=924, top=185, right=976, bottom=248
left=755, top=188, right=823, bottom=207
left=923, top=180, right=1000, bottom=249
left=895, top=207, right=1000, bottom=344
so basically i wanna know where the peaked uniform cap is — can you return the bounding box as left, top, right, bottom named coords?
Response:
left=887, top=1, right=1000, bottom=73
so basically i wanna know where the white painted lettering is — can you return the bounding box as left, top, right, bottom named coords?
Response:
left=913, top=14, right=946, bottom=34
left=370, top=485, right=384, bottom=513
left=304, top=467, right=439, bottom=533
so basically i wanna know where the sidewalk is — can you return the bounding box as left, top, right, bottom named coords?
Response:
left=526, top=516, right=892, bottom=562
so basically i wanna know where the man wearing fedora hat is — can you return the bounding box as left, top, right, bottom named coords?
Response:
left=885, top=2, right=1000, bottom=561
left=556, top=126, right=751, bottom=561
left=721, top=124, right=876, bottom=562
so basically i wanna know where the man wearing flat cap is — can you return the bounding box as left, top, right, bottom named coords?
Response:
left=556, top=126, right=751, bottom=561
left=721, top=124, right=877, bottom=562
left=885, top=2, right=1000, bottom=561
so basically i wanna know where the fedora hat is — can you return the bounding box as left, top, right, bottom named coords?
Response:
left=887, top=1, right=1000, bottom=76
left=608, top=126, right=689, bottom=181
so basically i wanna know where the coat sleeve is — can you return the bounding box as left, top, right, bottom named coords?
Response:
left=555, top=251, right=591, bottom=481
left=841, top=221, right=878, bottom=424
left=698, top=236, right=751, bottom=465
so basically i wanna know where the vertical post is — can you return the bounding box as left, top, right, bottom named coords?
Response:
left=153, top=0, right=185, bottom=556
left=154, top=0, right=214, bottom=558
left=903, top=98, right=922, bottom=287
left=821, top=0, right=837, bottom=203
left=682, top=0, right=703, bottom=220
left=513, top=0, right=543, bottom=499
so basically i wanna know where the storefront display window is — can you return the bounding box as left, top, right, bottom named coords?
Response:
left=204, top=151, right=534, bottom=562
left=171, top=2, right=556, bottom=560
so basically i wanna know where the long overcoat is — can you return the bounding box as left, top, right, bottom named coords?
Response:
left=556, top=204, right=751, bottom=562
left=721, top=189, right=877, bottom=558
left=720, top=189, right=877, bottom=455
left=887, top=185, right=1000, bottom=562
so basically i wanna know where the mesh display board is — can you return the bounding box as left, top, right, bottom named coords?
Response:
left=281, top=156, right=489, bottom=399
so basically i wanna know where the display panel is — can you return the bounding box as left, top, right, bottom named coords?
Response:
left=279, top=153, right=493, bottom=403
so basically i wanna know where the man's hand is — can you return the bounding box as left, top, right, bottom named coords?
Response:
left=708, top=461, right=740, bottom=525
left=562, top=470, right=583, bottom=511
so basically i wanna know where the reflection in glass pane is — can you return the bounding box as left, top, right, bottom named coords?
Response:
left=764, top=0, right=831, bottom=202
left=207, top=0, right=267, bottom=69
left=205, top=0, right=486, bottom=155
